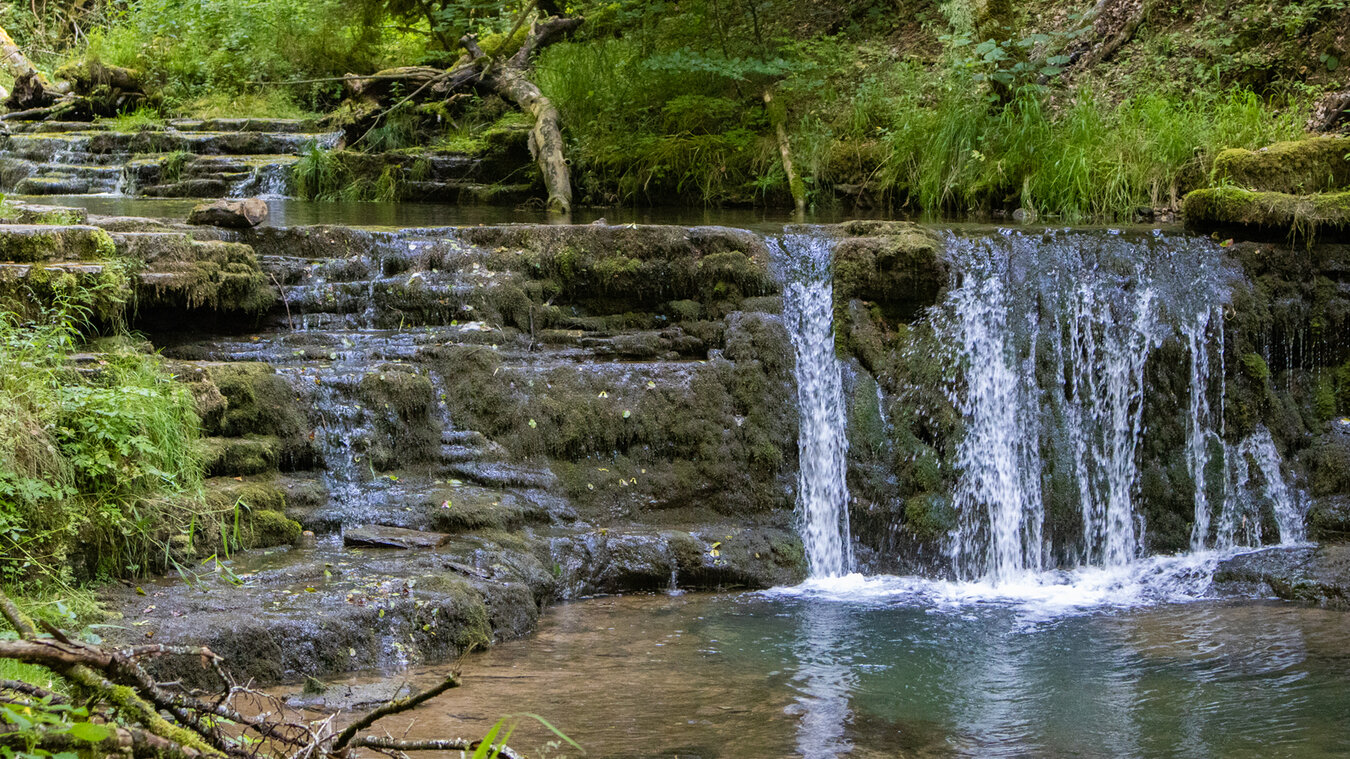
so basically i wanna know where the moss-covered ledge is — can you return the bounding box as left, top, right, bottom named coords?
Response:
left=1212, top=136, right=1350, bottom=195
left=1182, top=187, right=1350, bottom=240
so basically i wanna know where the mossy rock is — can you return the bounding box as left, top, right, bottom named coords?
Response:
left=1308, top=435, right=1350, bottom=497
left=203, top=476, right=287, bottom=513
left=0, top=261, right=130, bottom=323
left=463, top=224, right=776, bottom=315
left=0, top=203, right=89, bottom=225
left=241, top=509, right=302, bottom=549
left=1182, top=188, right=1350, bottom=239
left=831, top=222, right=945, bottom=321
left=134, top=240, right=274, bottom=314
left=0, top=225, right=116, bottom=263
left=357, top=366, right=440, bottom=466
left=206, top=363, right=307, bottom=441
left=903, top=493, right=956, bottom=542
left=200, top=435, right=282, bottom=476
left=1309, top=496, right=1350, bottom=541
left=1212, top=137, right=1350, bottom=195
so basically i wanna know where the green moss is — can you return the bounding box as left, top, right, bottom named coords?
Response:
left=357, top=367, right=439, bottom=467
left=134, top=240, right=274, bottom=314
left=206, top=364, right=308, bottom=448
left=904, top=493, right=956, bottom=542
left=199, top=435, right=281, bottom=476
left=1308, top=437, right=1350, bottom=497
left=1182, top=188, right=1350, bottom=239
left=242, top=509, right=302, bottom=548
left=203, top=477, right=287, bottom=513
left=0, top=261, right=131, bottom=324
left=1241, top=352, right=1271, bottom=383
left=0, top=226, right=117, bottom=264
left=1212, top=137, right=1350, bottom=195
left=832, top=223, right=945, bottom=322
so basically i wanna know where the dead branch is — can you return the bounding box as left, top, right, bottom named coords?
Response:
left=348, top=736, right=526, bottom=759
left=0, top=586, right=529, bottom=759
left=329, top=674, right=460, bottom=751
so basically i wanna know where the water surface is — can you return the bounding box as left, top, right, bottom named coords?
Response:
left=323, top=587, right=1349, bottom=759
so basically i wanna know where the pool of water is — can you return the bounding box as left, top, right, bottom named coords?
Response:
left=320, top=577, right=1349, bottom=759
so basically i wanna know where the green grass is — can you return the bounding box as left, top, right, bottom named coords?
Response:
left=181, top=90, right=316, bottom=120
left=291, top=143, right=350, bottom=201
left=98, top=106, right=167, bottom=133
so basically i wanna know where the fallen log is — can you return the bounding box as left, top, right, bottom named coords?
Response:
left=0, top=25, right=58, bottom=110
left=337, top=15, right=583, bottom=214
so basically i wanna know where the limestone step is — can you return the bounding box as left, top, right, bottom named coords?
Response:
left=343, top=524, right=450, bottom=549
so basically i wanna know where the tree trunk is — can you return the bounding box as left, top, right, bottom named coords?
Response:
left=1075, top=0, right=1157, bottom=69
left=466, top=16, right=583, bottom=215
left=0, top=25, right=56, bottom=109
left=336, top=16, right=582, bottom=212
left=763, top=90, right=805, bottom=215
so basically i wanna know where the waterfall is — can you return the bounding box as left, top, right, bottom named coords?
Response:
left=776, top=233, right=853, bottom=579
left=941, top=250, right=1044, bottom=583
left=933, top=230, right=1296, bottom=582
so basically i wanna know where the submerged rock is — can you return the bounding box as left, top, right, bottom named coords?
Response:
left=187, top=198, right=269, bottom=228
left=343, top=525, right=450, bottom=549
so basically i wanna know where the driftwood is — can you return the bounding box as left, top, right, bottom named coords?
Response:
left=340, top=15, right=583, bottom=214
left=0, top=587, right=522, bottom=759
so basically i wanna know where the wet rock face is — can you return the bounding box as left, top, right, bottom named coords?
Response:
left=94, top=220, right=807, bottom=684
left=1213, top=544, right=1350, bottom=608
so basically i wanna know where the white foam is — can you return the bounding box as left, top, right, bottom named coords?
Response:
left=764, top=550, right=1244, bottom=618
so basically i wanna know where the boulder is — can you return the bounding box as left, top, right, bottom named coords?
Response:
left=187, top=198, right=269, bottom=229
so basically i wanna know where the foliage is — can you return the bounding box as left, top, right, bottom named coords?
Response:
left=292, top=143, right=351, bottom=201
left=80, top=0, right=399, bottom=110
left=0, top=289, right=210, bottom=588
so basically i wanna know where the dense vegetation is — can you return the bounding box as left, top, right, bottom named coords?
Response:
left=3, top=0, right=1347, bottom=217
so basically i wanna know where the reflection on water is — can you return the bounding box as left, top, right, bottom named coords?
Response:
left=16, top=195, right=887, bottom=232
left=790, top=602, right=857, bottom=758
left=315, top=591, right=1350, bottom=759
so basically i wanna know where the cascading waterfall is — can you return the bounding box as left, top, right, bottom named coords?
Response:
left=775, top=233, right=853, bottom=578
left=934, top=230, right=1305, bottom=583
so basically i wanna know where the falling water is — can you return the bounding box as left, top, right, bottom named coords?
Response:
left=1217, top=426, right=1307, bottom=547
left=1184, top=309, right=1219, bottom=551
left=940, top=249, right=1044, bottom=583
left=935, top=230, right=1268, bottom=582
left=776, top=233, right=853, bottom=578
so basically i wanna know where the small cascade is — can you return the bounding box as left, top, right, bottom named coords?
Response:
left=1216, top=426, right=1307, bottom=547
left=931, top=230, right=1302, bottom=583
left=230, top=161, right=292, bottom=199
left=775, top=233, right=853, bottom=578
left=1183, top=308, right=1220, bottom=551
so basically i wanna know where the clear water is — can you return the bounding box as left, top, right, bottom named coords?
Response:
left=322, top=586, right=1350, bottom=759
